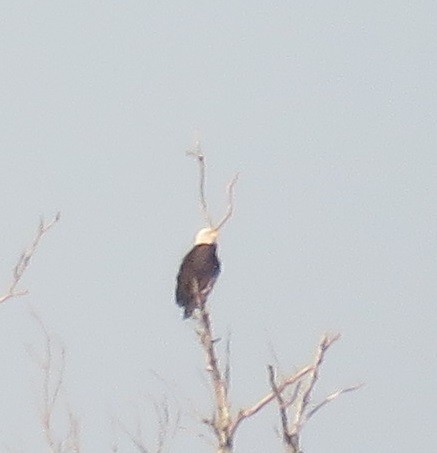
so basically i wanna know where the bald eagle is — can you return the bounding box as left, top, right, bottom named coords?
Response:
left=176, top=228, right=221, bottom=319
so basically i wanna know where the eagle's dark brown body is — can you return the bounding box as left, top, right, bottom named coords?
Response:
left=176, top=243, right=221, bottom=318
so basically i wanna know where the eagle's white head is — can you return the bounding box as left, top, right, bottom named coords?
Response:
left=194, top=227, right=219, bottom=245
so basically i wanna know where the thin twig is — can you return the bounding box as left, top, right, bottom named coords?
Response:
left=266, top=339, right=282, bottom=374
left=62, top=408, right=81, bottom=453
left=268, top=366, right=292, bottom=446
left=154, top=395, right=180, bottom=453
left=215, top=173, right=239, bottom=231
left=28, top=310, right=80, bottom=453
left=118, top=418, right=149, bottom=453
left=304, top=384, right=364, bottom=423
left=117, top=393, right=181, bottom=453
left=0, top=213, right=60, bottom=304
left=283, top=381, right=302, bottom=410
left=224, top=331, right=232, bottom=399
left=123, top=430, right=148, bottom=452
left=155, top=397, right=169, bottom=453
left=187, top=142, right=213, bottom=227
left=35, top=314, right=64, bottom=452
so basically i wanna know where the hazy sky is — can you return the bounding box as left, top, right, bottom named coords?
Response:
left=0, top=1, right=436, bottom=452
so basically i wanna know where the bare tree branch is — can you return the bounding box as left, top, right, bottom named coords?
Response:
left=0, top=213, right=60, bottom=304
left=223, top=331, right=232, bottom=400
left=118, top=420, right=149, bottom=453
left=191, top=277, right=358, bottom=453
left=32, top=311, right=65, bottom=452
left=28, top=310, right=80, bottom=453
left=195, top=287, right=232, bottom=453
left=266, top=334, right=362, bottom=452
left=268, top=365, right=292, bottom=448
left=61, top=408, right=81, bottom=453
left=215, top=173, right=239, bottom=231
left=228, top=365, right=313, bottom=440
left=118, top=394, right=181, bottom=453
left=154, top=395, right=181, bottom=453
left=187, top=142, right=238, bottom=231
left=187, top=142, right=213, bottom=228
left=304, top=383, right=364, bottom=423
left=291, top=334, right=340, bottom=435
left=190, top=249, right=314, bottom=452
left=283, top=380, right=302, bottom=410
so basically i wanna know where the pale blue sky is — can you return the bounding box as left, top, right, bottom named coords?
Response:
left=0, top=1, right=436, bottom=452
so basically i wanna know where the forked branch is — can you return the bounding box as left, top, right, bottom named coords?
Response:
left=268, top=334, right=363, bottom=452
left=228, top=365, right=313, bottom=440
left=0, top=213, right=60, bottom=304
left=27, top=310, right=80, bottom=453
left=195, top=329, right=360, bottom=452
left=194, top=281, right=314, bottom=452
left=215, top=173, right=239, bottom=231
left=187, top=142, right=238, bottom=231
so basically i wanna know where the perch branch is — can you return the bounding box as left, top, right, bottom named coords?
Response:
left=195, top=286, right=232, bottom=452
left=0, top=213, right=60, bottom=304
